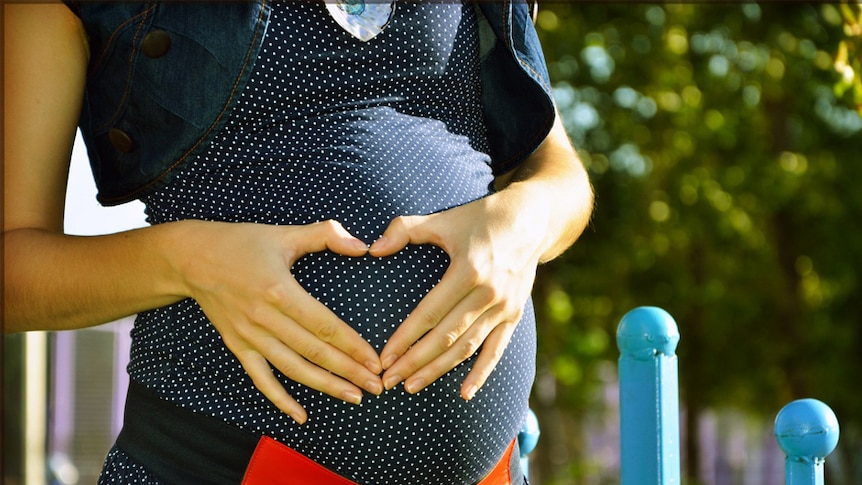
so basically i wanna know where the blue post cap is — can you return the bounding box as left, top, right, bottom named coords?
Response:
left=775, top=398, right=840, bottom=459
left=519, top=409, right=541, bottom=457
left=616, top=306, right=680, bottom=359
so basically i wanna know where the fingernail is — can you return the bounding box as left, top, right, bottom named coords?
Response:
left=463, top=384, right=479, bottom=401
left=365, top=379, right=383, bottom=395
left=365, top=360, right=382, bottom=374
left=383, top=374, right=402, bottom=390
left=342, top=390, right=363, bottom=405
left=289, top=411, right=307, bottom=425
left=369, top=236, right=387, bottom=252
left=351, top=238, right=370, bottom=251
left=381, top=354, right=396, bottom=370
left=405, top=378, right=425, bottom=394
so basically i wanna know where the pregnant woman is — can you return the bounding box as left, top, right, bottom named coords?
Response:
left=4, top=1, right=593, bottom=484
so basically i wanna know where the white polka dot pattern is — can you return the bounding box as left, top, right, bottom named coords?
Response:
left=100, top=3, right=536, bottom=484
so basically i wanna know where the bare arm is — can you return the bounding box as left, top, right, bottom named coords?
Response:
left=492, top=111, right=594, bottom=263
left=3, top=4, right=382, bottom=422
left=2, top=3, right=160, bottom=330
left=2, top=4, right=215, bottom=332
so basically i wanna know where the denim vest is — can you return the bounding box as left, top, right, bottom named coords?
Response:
left=65, top=1, right=555, bottom=206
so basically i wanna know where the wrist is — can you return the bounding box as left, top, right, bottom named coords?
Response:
left=154, top=219, right=214, bottom=301
left=497, top=167, right=592, bottom=264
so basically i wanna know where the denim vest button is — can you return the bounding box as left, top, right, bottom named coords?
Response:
left=109, top=128, right=135, bottom=153
left=142, top=30, right=171, bottom=58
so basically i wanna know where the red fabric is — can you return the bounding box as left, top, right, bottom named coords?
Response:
left=242, top=436, right=516, bottom=485
left=477, top=438, right=515, bottom=485
left=242, top=436, right=358, bottom=485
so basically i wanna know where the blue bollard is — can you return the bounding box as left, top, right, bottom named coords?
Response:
left=518, top=408, right=540, bottom=477
left=775, top=399, right=840, bottom=485
left=617, top=306, right=681, bottom=485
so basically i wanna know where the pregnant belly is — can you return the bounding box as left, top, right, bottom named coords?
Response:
left=133, top=250, right=536, bottom=484
left=137, top=110, right=535, bottom=483
left=279, top=248, right=537, bottom=483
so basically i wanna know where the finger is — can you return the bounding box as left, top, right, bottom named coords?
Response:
left=236, top=349, right=308, bottom=424
left=459, top=323, right=517, bottom=400
left=290, top=219, right=369, bottom=258
left=260, top=337, right=366, bottom=406
left=379, top=267, right=471, bottom=375
left=261, top=308, right=383, bottom=395
left=399, top=315, right=511, bottom=396
left=368, top=214, right=441, bottom=257
left=381, top=286, right=488, bottom=390
left=228, top=316, right=371, bottom=412
left=380, top=252, right=494, bottom=373
left=271, top=279, right=382, bottom=374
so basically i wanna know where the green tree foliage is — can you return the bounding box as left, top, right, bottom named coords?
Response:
left=834, top=3, right=862, bottom=114
left=531, top=3, right=862, bottom=483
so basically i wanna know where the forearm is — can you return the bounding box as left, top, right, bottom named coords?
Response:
left=3, top=223, right=189, bottom=333
left=495, top=115, right=594, bottom=263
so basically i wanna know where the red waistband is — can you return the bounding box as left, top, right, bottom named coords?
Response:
left=242, top=436, right=518, bottom=485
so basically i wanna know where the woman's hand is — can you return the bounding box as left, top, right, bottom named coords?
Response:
left=175, top=219, right=383, bottom=424
left=369, top=115, right=593, bottom=400
left=369, top=189, right=543, bottom=400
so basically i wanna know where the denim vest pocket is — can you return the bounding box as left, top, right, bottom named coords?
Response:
left=76, top=1, right=270, bottom=205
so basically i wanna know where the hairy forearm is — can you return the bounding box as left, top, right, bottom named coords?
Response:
left=496, top=116, right=594, bottom=263
left=3, top=223, right=188, bottom=333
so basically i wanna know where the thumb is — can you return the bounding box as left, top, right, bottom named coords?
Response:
left=292, top=220, right=369, bottom=257
left=368, top=214, right=439, bottom=257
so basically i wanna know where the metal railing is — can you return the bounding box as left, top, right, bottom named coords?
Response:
left=616, top=306, right=840, bottom=485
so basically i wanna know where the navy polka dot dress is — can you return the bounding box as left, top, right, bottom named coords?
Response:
left=100, top=2, right=536, bottom=484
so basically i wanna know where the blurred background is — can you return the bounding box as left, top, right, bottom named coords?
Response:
left=528, top=2, right=861, bottom=484
left=4, top=2, right=861, bottom=484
